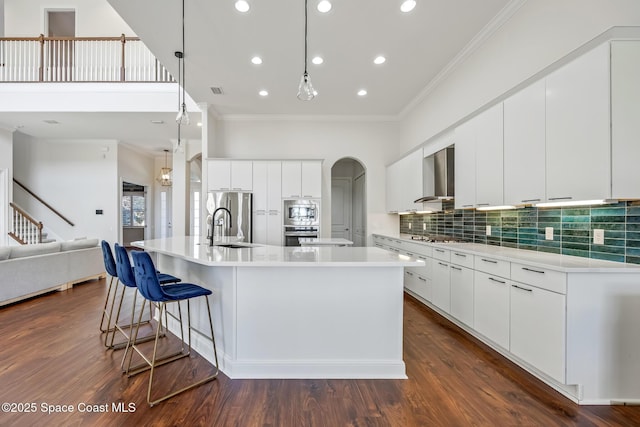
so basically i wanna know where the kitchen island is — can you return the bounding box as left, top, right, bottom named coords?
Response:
left=132, top=236, right=423, bottom=379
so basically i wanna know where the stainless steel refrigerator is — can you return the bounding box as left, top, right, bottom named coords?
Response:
left=206, top=192, right=253, bottom=242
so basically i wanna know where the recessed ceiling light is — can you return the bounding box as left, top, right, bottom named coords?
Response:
left=251, top=56, right=262, bottom=65
left=357, top=89, right=368, bottom=96
left=317, top=0, right=332, bottom=13
left=150, top=120, right=164, bottom=124
left=235, top=0, right=250, bottom=13
left=400, top=0, right=416, bottom=13
left=312, top=56, right=323, bottom=65
left=43, top=119, right=59, bottom=125
left=259, top=90, right=269, bottom=97
left=374, top=55, right=386, bottom=65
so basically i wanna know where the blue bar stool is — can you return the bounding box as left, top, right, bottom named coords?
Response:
left=125, top=250, right=219, bottom=406
left=107, top=244, right=181, bottom=351
left=99, top=241, right=119, bottom=344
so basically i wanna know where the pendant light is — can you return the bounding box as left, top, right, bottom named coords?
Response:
left=175, top=0, right=189, bottom=125
left=297, top=0, right=316, bottom=101
left=158, top=149, right=172, bottom=187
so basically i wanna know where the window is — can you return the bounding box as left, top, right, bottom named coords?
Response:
left=122, top=193, right=146, bottom=227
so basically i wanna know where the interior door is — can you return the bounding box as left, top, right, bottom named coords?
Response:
left=331, top=178, right=352, bottom=240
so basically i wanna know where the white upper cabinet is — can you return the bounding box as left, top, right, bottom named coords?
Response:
left=385, top=150, right=423, bottom=213
left=207, top=160, right=253, bottom=192
left=252, top=161, right=268, bottom=211
left=545, top=43, right=611, bottom=202
left=281, top=160, right=322, bottom=199
left=474, top=103, right=504, bottom=208
left=301, top=161, right=322, bottom=198
left=385, top=160, right=402, bottom=213
left=611, top=41, right=640, bottom=199
left=504, top=79, right=546, bottom=206
left=454, top=117, right=476, bottom=209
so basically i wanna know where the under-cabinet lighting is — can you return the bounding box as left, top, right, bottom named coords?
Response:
left=415, top=210, right=434, bottom=214
left=535, top=199, right=614, bottom=208
left=475, top=205, right=517, bottom=211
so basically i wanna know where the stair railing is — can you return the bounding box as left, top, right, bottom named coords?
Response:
left=9, top=202, right=43, bottom=245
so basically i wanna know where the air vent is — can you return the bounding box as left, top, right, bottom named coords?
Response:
left=210, top=87, right=224, bottom=95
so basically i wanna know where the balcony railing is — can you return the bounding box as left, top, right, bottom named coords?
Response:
left=0, top=34, right=173, bottom=83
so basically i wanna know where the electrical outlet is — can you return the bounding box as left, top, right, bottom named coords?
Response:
left=486, top=225, right=491, bottom=236
left=594, top=229, right=604, bottom=245
left=545, top=227, right=554, bottom=240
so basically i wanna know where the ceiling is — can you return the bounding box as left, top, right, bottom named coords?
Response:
left=107, top=0, right=514, bottom=117
left=1, top=0, right=515, bottom=154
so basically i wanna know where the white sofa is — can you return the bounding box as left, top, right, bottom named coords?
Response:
left=0, top=238, right=105, bottom=306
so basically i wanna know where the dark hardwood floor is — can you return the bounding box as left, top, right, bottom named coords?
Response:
left=1, top=278, right=639, bottom=426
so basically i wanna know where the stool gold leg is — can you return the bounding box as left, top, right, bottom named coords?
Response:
left=99, top=276, right=115, bottom=333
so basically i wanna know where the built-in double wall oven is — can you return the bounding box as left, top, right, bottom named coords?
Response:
left=283, top=199, right=320, bottom=246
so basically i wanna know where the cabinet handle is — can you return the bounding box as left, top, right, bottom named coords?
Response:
left=522, top=267, right=545, bottom=274
left=406, top=252, right=415, bottom=257
left=290, top=195, right=300, bottom=198
left=548, top=196, right=572, bottom=201
left=488, top=277, right=506, bottom=284
left=454, top=253, right=466, bottom=258
left=375, top=244, right=383, bottom=247
left=438, top=262, right=448, bottom=267
left=481, top=258, right=497, bottom=264
left=451, top=266, right=462, bottom=271
left=418, top=256, right=427, bottom=260
left=435, top=249, right=445, bottom=253
left=512, top=284, right=533, bottom=292
left=418, top=277, right=427, bottom=282
left=303, top=195, right=314, bottom=198
left=521, top=198, right=541, bottom=203
left=232, top=187, right=242, bottom=190
left=462, top=204, right=474, bottom=208
left=476, top=203, right=490, bottom=207
left=406, top=271, right=414, bottom=276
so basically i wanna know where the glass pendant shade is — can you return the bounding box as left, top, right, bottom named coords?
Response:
left=297, top=72, right=315, bottom=101
left=176, top=102, right=190, bottom=125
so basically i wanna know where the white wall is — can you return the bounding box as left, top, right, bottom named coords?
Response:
left=399, top=0, right=640, bottom=155
left=13, top=134, right=119, bottom=243
left=213, top=118, right=399, bottom=239
left=0, top=0, right=5, bottom=36
left=0, top=127, right=12, bottom=245
left=4, top=0, right=135, bottom=37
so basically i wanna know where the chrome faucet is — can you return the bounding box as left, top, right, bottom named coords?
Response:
left=210, top=207, right=232, bottom=246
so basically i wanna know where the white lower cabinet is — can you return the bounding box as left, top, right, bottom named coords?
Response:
left=450, top=265, right=474, bottom=327
left=432, top=260, right=451, bottom=313
left=510, top=282, right=566, bottom=383
left=474, top=271, right=510, bottom=349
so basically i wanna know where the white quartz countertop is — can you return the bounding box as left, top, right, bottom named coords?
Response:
left=132, top=236, right=423, bottom=268
left=375, top=234, right=640, bottom=273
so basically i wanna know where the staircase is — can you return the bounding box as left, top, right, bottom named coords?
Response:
left=8, top=202, right=54, bottom=244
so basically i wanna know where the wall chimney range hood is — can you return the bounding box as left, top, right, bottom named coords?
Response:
left=414, top=146, right=455, bottom=203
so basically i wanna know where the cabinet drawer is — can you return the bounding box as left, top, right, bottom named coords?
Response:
left=450, top=250, right=474, bottom=269
left=511, top=263, right=567, bottom=294
left=432, top=247, right=450, bottom=262
left=474, top=255, right=510, bottom=278
left=404, top=241, right=432, bottom=258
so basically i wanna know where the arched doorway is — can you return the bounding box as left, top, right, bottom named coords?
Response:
left=331, top=158, right=366, bottom=246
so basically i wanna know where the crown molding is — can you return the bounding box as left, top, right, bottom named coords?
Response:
left=398, top=0, right=528, bottom=120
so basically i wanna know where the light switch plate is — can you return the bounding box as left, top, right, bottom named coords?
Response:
left=486, top=225, right=491, bottom=236
left=545, top=227, right=554, bottom=240
left=594, top=229, right=604, bottom=245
